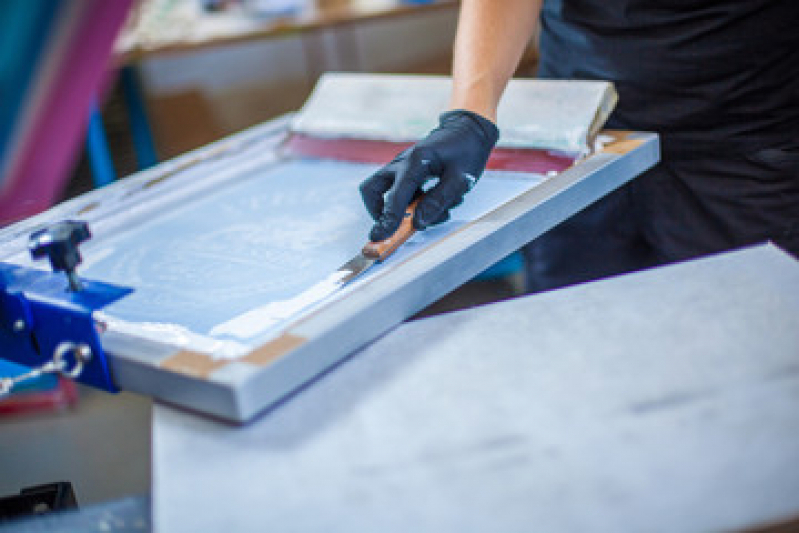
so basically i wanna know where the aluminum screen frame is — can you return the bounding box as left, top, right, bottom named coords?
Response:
left=0, top=117, right=658, bottom=421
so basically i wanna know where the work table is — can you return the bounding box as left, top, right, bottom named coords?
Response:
left=152, top=244, right=799, bottom=532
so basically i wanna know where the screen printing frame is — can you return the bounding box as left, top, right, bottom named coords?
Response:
left=0, top=116, right=658, bottom=422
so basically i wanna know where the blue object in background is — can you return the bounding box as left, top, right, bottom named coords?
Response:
left=86, top=66, right=158, bottom=187
left=0, top=0, right=62, bottom=180
left=0, top=359, right=59, bottom=394
left=121, top=65, right=158, bottom=170
left=86, top=100, right=117, bottom=187
left=475, top=251, right=524, bottom=281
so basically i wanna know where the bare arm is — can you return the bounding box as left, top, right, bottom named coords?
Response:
left=450, top=0, right=543, bottom=122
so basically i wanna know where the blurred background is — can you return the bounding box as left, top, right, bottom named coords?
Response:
left=70, top=0, right=538, bottom=198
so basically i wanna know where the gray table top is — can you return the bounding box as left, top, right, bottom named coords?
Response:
left=152, top=244, right=799, bottom=533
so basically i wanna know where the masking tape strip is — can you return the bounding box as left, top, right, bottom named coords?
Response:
left=160, top=333, right=307, bottom=379
left=242, top=334, right=306, bottom=366
left=160, top=350, right=229, bottom=379
left=600, top=131, right=645, bottom=155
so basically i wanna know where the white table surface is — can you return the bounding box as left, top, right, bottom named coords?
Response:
left=152, top=244, right=799, bottom=532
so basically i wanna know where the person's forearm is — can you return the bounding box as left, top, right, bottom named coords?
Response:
left=450, top=0, right=542, bottom=122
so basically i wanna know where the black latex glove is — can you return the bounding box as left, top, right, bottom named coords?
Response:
left=360, top=109, right=500, bottom=242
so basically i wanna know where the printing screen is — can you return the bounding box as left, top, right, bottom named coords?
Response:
left=64, top=159, right=545, bottom=357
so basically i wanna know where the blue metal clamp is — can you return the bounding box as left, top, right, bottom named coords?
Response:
left=0, top=221, right=133, bottom=392
left=0, top=263, right=132, bottom=392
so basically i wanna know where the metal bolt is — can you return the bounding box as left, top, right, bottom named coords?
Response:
left=75, top=344, right=93, bottom=363
left=12, top=320, right=26, bottom=333
left=66, top=271, right=84, bottom=292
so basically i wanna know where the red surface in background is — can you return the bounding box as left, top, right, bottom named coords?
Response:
left=0, top=378, right=79, bottom=418
left=285, top=134, right=577, bottom=174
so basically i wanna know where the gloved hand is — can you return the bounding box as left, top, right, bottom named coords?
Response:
left=360, top=109, right=500, bottom=242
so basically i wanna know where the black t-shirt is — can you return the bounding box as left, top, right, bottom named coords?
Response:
left=538, top=0, right=799, bottom=152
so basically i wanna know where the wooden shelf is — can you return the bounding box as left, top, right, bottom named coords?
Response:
left=117, top=0, right=459, bottom=63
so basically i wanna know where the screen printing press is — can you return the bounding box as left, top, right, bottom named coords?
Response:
left=0, top=114, right=658, bottom=422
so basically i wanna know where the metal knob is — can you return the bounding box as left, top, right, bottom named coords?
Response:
left=29, top=220, right=91, bottom=292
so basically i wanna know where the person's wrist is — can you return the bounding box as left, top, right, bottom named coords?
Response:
left=440, top=109, right=500, bottom=147
left=448, top=90, right=498, bottom=122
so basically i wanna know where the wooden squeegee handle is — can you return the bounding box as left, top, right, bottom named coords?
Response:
left=362, top=198, right=420, bottom=261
